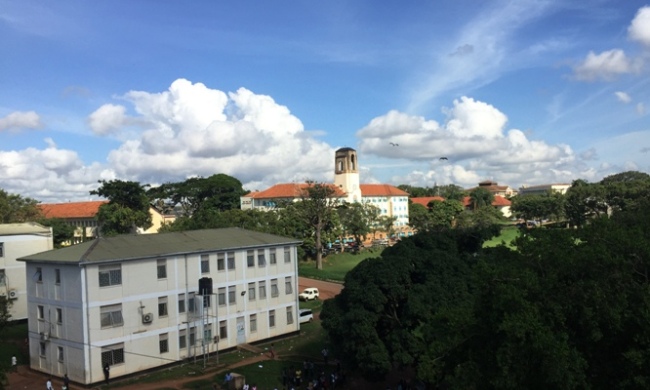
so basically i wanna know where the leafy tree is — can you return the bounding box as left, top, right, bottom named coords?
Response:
left=428, top=199, right=464, bottom=230
left=148, top=174, right=246, bottom=216
left=468, top=187, right=494, bottom=210
left=408, top=202, right=434, bottom=232
left=600, top=171, right=650, bottom=213
left=38, top=218, right=75, bottom=247
left=300, top=183, right=340, bottom=269
left=90, top=180, right=152, bottom=235
left=0, top=189, right=40, bottom=223
left=438, top=184, right=466, bottom=201
left=564, top=179, right=607, bottom=227
left=511, top=193, right=565, bottom=224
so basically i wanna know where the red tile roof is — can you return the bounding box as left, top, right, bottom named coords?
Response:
left=359, top=184, right=409, bottom=197
left=246, top=183, right=347, bottom=199
left=38, top=201, right=108, bottom=219
left=462, top=195, right=511, bottom=207
left=410, top=196, right=445, bottom=207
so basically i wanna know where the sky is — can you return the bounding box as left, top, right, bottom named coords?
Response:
left=1, top=0, right=650, bottom=203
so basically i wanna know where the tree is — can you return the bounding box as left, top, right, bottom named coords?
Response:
left=428, top=199, right=464, bottom=230
left=38, top=218, right=75, bottom=247
left=564, top=179, right=607, bottom=227
left=90, top=180, right=152, bottom=236
left=600, top=171, right=650, bottom=213
left=0, top=189, right=40, bottom=223
left=511, top=193, right=565, bottom=224
left=468, top=187, right=494, bottom=210
left=299, top=183, right=339, bottom=270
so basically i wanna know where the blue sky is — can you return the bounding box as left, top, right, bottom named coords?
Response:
left=1, top=0, right=649, bottom=202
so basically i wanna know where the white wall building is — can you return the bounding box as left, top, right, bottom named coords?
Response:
left=0, top=222, right=53, bottom=320
left=18, top=228, right=301, bottom=386
left=518, top=183, right=571, bottom=196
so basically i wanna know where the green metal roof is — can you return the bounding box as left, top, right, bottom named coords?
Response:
left=18, top=228, right=301, bottom=265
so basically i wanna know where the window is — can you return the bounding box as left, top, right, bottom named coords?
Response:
left=36, top=267, right=43, bottom=283
left=250, top=314, right=257, bottom=333
left=0, top=270, right=5, bottom=286
left=247, top=250, right=255, bottom=267
left=227, top=252, right=235, bottom=270
left=37, top=305, right=44, bottom=320
left=40, top=342, right=46, bottom=357
left=0, top=242, right=3, bottom=257
left=58, top=346, right=64, bottom=362
left=55, top=269, right=61, bottom=284
left=159, top=333, right=169, bottom=353
left=99, top=265, right=121, bottom=287
left=56, top=308, right=62, bottom=324
left=179, top=330, right=187, bottom=349
left=201, top=255, right=210, bottom=273
left=248, top=282, right=256, bottom=301
left=158, top=297, right=168, bottom=317
left=218, top=287, right=226, bottom=306
left=157, top=259, right=167, bottom=279
left=188, top=292, right=196, bottom=313
left=258, top=281, right=266, bottom=299
left=189, top=327, right=196, bottom=346
left=228, top=286, right=236, bottom=305
left=271, top=279, right=279, bottom=298
left=219, top=320, right=228, bottom=340
left=285, top=276, right=293, bottom=295
left=269, top=249, right=277, bottom=265
left=204, top=327, right=212, bottom=342
left=217, top=253, right=225, bottom=271
left=269, top=310, right=275, bottom=328
left=286, top=306, right=294, bottom=325
left=203, top=295, right=211, bottom=308
left=101, top=344, right=125, bottom=366
left=258, top=251, right=266, bottom=267
left=178, top=294, right=186, bottom=313
left=100, top=304, right=123, bottom=328
left=284, top=247, right=291, bottom=263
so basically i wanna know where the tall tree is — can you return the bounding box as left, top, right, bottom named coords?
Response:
left=90, top=180, right=152, bottom=236
left=468, top=187, right=494, bottom=210
left=0, top=189, right=40, bottom=223
left=38, top=218, right=75, bottom=247
left=300, top=183, right=339, bottom=270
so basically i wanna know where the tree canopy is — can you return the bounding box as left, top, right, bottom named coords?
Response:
left=90, top=179, right=153, bottom=235
left=0, top=189, right=40, bottom=223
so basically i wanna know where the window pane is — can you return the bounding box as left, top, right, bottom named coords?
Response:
left=247, top=250, right=254, bottom=267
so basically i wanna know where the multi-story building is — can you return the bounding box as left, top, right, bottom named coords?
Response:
left=468, top=180, right=517, bottom=197
left=241, top=147, right=411, bottom=236
left=18, top=228, right=301, bottom=385
left=38, top=201, right=176, bottom=244
left=518, top=183, right=571, bottom=196
left=0, top=222, right=54, bottom=321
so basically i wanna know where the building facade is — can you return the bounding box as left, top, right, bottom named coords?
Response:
left=0, top=222, right=54, bottom=321
left=518, top=183, right=571, bottom=196
left=19, top=228, right=301, bottom=385
left=241, top=147, right=411, bottom=235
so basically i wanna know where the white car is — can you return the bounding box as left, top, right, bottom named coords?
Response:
left=299, top=308, right=314, bottom=323
left=299, top=287, right=320, bottom=301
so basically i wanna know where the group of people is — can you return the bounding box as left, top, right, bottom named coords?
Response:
left=45, top=374, right=70, bottom=390
left=281, top=357, right=345, bottom=390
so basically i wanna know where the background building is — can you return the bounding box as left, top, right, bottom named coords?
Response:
left=19, top=228, right=301, bottom=385
left=518, top=183, right=571, bottom=196
left=0, top=222, right=53, bottom=320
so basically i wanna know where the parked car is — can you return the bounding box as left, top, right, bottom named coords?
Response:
left=299, top=308, right=314, bottom=324
left=299, top=287, right=320, bottom=301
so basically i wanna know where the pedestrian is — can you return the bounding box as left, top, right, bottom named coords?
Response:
left=321, top=347, right=329, bottom=365
left=103, top=363, right=110, bottom=385
left=270, top=343, right=275, bottom=359
left=11, top=354, right=17, bottom=372
left=63, top=373, right=70, bottom=390
left=46, top=377, right=54, bottom=390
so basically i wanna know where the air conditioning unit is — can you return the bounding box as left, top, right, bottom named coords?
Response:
left=142, top=313, right=153, bottom=324
left=40, top=332, right=49, bottom=341
left=8, top=290, right=17, bottom=300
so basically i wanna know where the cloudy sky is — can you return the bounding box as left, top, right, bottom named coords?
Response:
left=1, top=0, right=650, bottom=203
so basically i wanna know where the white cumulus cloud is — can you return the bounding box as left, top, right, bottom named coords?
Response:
left=629, top=6, right=650, bottom=47
left=0, top=111, right=43, bottom=132
left=88, top=104, right=128, bottom=135
left=614, top=91, right=632, bottom=103
left=573, top=49, right=641, bottom=81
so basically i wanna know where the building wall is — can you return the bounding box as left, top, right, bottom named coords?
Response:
left=25, top=243, right=300, bottom=385
left=0, top=231, right=53, bottom=320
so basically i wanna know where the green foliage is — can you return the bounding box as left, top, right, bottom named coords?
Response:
left=37, top=218, right=75, bottom=247
left=468, top=187, right=494, bottom=210
left=0, top=189, right=40, bottom=223
left=398, top=184, right=466, bottom=200
left=511, top=192, right=565, bottom=223
left=91, top=180, right=153, bottom=235
left=300, top=183, right=339, bottom=270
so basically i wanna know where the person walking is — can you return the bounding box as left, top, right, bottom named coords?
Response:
left=11, top=355, right=17, bottom=372
left=103, top=363, right=110, bottom=385
left=46, top=377, right=54, bottom=390
left=63, top=373, right=70, bottom=390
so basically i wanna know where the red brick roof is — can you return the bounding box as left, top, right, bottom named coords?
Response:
left=246, top=183, right=347, bottom=199
left=38, top=200, right=107, bottom=219
left=359, top=184, right=409, bottom=197
left=462, top=195, right=511, bottom=207
left=410, top=196, right=445, bottom=207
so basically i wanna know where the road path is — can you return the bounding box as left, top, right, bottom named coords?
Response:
left=7, top=277, right=344, bottom=390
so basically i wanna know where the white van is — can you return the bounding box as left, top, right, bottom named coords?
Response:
left=299, top=309, right=314, bottom=324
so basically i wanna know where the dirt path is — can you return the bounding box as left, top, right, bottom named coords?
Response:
left=7, top=277, right=344, bottom=390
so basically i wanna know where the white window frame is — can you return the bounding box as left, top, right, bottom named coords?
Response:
left=100, top=304, right=123, bottom=328
left=99, top=265, right=121, bottom=287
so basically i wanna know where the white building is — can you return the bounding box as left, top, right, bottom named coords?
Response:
left=18, top=228, right=301, bottom=385
left=518, top=183, right=571, bottom=196
left=0, top=222, right=53, bottom=320
left=241, top=147, right=411, bottom=236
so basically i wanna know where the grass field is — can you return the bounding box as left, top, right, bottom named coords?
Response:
left=298, top=248, right=383, bottom=282
left=483, top=225, right=520, bottom=248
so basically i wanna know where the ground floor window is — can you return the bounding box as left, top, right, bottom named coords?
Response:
left=101, top=344, right=125, bottom=366
left=159, top=334, right=169, bottom=353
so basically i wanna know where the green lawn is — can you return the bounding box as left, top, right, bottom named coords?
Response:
left=0, top=322, right=28, bottom=371
left=483, top=225, right=520, bottom=248
left=298, top=248, right=381, bottom=282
